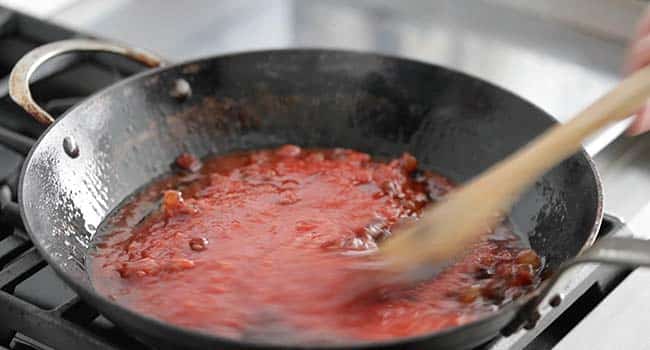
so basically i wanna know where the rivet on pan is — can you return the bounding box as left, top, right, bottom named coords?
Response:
left=63, top=136, right=79, bottom=158
left=170, top=78, right=192, bottom=101
left=549, top=294, right=563, bottom=307
left=523, top=310, right=541, bottom=330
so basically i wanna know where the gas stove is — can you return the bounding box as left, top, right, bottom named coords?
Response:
left=0, top=3, right=645, bottom=350
left=0, top=8, right=150, bottom=350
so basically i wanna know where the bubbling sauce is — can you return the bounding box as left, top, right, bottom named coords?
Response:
left=90, top=145, right=542, bottom=344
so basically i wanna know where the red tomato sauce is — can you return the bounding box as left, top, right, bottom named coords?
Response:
left=90, top=145, right=542, bottom=344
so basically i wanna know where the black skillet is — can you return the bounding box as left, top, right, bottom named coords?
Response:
left=8, top=39, right=650, bottom=349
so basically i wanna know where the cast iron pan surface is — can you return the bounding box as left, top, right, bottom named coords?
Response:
left=18, top=49, right=601, bottom=349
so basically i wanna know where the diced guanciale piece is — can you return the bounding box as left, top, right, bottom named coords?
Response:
left=278, top=190, right=300, bottom=205
left=163, top=258, right=195, bottom=272
left=495, top=263, right=514, bottom=280
left=510, top=264, right=535, bottom=286
left=189, top=237, right=208, bottom=251
left=162, top=190, right=185, bottom=217
left=515, top=249, right=542, bottom=269
left=481, top=280, right=506, bottom=302
left=117, top=258, right=160, bottom=278
left=458, top=285, right=481, bottom=304
left=275, top=144, right=301, bottom=157
left=399, top=153, right=417, bottom=172
left=175, top=152, right=202, bottom=172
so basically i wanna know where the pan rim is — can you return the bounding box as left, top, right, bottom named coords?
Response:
left=17, top=47, right=604, bottom=349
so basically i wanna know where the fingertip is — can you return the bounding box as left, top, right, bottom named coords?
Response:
left=626, top=124, right=643, bottom=137
left=624, top=27, right=650, bottom=76
left=627, top=105, right=650, bottom=136
left=636, top=6, right=650, bottom=39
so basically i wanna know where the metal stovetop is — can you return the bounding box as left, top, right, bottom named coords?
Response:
left=2, top=0, right=650, bottom=349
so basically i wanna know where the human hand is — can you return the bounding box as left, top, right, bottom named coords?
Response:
left=625, top=7, right=650, bottom=135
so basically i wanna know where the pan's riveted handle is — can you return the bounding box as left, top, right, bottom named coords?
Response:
left=9, top=38, right=165, bottom=125
left=571, top=237, right=650, bottom=267
left=503, top=235, right=650, bottom=336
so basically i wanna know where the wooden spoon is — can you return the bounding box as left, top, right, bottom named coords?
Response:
left=378, top=66, right=650, bottom=274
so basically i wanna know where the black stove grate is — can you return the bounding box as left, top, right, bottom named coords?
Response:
left=0, top=7, right=148, bottom=350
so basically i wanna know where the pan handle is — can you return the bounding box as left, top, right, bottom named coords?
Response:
left=9, top=38, right=165, bottom=125
left=504, top=235, right=650, bottom=335
left=567, top=236, right=650, bottom=267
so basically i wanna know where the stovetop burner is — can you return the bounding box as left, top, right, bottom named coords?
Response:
left=0, top=6, right=632, bottom=350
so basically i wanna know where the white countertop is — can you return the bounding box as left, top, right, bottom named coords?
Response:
left=555, top=268, right=650, bottom=350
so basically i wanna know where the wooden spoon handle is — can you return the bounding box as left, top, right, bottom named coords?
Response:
left=380, top=65, right=650, bottom=270
left=495, top=64, right=650, bottom=191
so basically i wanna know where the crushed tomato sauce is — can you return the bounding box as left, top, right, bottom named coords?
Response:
left=90, top=145, right=542, bottom=344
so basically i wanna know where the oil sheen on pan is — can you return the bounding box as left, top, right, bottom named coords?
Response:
left=88, top=145, right=543, bottom=344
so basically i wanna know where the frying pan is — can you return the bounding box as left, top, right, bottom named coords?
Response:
left=9, top=39, right=650, bottom=350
